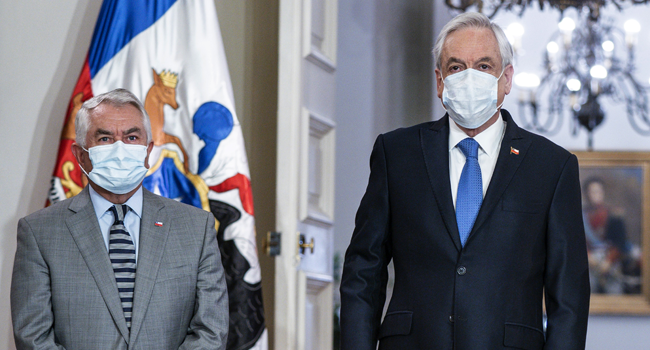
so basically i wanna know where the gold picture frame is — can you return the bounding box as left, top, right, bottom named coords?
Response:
left=574, top=151, right=650, bottom=315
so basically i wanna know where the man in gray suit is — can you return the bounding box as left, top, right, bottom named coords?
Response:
left=11, top=88, right=228, bottom=349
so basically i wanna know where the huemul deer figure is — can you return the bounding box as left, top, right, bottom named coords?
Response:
left=145, top=68, right=189, bottom=172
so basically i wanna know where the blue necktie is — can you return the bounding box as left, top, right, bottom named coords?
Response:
left=108, top=204, right=136, bottom=330
left=456, top=138, right=482, bottom=247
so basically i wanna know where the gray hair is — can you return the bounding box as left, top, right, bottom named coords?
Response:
left=75, top=88, right=152, bottom=148
left=433, top=12, right=513, bottom=71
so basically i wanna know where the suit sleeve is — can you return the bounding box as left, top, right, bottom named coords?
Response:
left=179, top=212, right=229, bottom=350
left=543, top=154, right=590, bottom=349
left=11, top=218, right=66, bottom=350
left=340, top=135, right=392, bottom=350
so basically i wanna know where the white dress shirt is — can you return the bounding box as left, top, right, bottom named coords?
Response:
left=449, top=114, right=506, bottom=209
left=89, top=185, right=143, bottom=261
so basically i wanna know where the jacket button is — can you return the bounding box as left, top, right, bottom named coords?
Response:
left=457, top=266, right=467, bottom=275
left=449, top=315, right=455, bottom=323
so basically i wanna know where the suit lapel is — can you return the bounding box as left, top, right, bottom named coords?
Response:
left=66, top=187, right=131, bottom=341
left=129, top=189, right=170, bottom=344
left=467, top=110, right=531, bottom=244
left=421, top=116, right=462, bottom=251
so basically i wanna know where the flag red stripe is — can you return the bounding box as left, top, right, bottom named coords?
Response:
left=209, top=173, right=254, bottom=216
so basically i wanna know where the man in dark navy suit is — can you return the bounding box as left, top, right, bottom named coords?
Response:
left=340, top=12, right=590, bottom=350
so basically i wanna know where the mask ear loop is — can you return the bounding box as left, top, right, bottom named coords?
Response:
left=77, top=145, right=92, bottom=177
left=78, top=164, right=91, bottom=178
left=495, top=67, right=507, bottom=110
left=440, top=74, right=449, bottom=113
left=497, top=68, right=505, bottom=81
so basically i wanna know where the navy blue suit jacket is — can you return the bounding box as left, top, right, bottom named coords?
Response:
left=340, top=110, right=590, bottom=350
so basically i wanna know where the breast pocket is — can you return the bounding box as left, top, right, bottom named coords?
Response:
left=501, top=197, right=543, bottom=214
left=155, top=262, right=194, bottom=282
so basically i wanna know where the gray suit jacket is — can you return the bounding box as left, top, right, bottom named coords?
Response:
left=11, top=187, right=228, bottom=350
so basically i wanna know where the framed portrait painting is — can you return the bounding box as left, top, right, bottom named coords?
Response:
left=574, top=151, right=650, bottom=314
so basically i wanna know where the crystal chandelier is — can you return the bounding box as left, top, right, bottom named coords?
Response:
left=444, top=0, right=648, bottom=19
left=444, top=0, right=650, bottom=149
left=513, top=13, right=650, bottom=149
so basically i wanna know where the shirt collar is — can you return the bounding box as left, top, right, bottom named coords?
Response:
left=448, top=112, right=505, bottom=158
left=89, top=185, right=144, bottom=219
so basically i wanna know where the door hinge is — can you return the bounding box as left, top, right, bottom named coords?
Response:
left=264, top=231, right=281, bottom=256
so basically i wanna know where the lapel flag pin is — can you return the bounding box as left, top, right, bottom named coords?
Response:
left=510, top=147, right=520, bottom=155
left=154, top=221, right=163, bottom=227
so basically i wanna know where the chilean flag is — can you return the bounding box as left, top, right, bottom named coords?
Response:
left=47, top=1, right=267, bottom=349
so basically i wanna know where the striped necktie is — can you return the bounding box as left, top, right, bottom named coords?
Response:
left=456, top=138, right=483, bottom=247
left=108, top=204, right=136, bottom=330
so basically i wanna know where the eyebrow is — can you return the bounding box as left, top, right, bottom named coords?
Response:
left=95, top=128, right=114, bottom=137
left=476, top=56, right=495, bottom=64
left=124, top=127, right=142, bottom=135
left=446, top=57, right=465, bottom=66
left=93, top=127, right=142, bottom=138
left=445, top=56, right=496, bottom=66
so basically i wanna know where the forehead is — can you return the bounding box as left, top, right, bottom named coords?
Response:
left=88, top=103, right=144, bottom=131
left=441, top=27, right=500, bottom=64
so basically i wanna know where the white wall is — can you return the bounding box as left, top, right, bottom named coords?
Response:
left=0, top=1, right=103, bottom=348
left=334, top=0, right=435, bottom=259
left=333, top=0, right=378, bottom=259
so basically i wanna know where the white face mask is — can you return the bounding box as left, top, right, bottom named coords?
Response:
left=442, top=68, right=504, bottom=129
left=79, top=141, right=149, bottom=195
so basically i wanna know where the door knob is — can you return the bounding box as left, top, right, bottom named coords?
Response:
left=298, top=233, right=314, bottom=254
